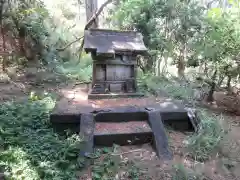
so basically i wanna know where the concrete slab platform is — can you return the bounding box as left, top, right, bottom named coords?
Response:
left=50, top=100, right=197, bottom=131
left=88, top=92, right=144, bottom=99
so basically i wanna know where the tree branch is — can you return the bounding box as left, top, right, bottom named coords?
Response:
left=56, top=36, right=84, bottom=51
left=111, top=149, right=143, bottom=156
left=84, top=0, right=113, bottom=30
left=57, top=0, right=113, bottom=54
left=78, top=0, right=113, bottom=59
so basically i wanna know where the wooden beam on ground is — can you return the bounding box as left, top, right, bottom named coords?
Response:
left=79, top=114, right=95, bottom=158
left=147, top=111, right=173, bottom=160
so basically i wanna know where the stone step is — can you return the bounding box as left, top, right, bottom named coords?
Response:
left=79, top=111, right=173, bottom=160
left=94, top=121, right=153, bottom=146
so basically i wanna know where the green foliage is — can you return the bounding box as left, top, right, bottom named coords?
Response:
left=113, top=0, right=240, bottom=88
left=185, top=110, right=224, bottom=161
left=2, top=0, right=88, bottom=81
left=55, top=54, right=92, bottom=82
left=92, top=148, right=120, bottom=180
left=172, top=163, right=205, bottom=180
left=0, top=97, right=84, bottom=179
left=139, top=72, right=224, bottom=162
left=138, top=73, right=197, bottom=102
left=112, top=0, right=205, bottom=73
left=92, top=147, right=147, bottom=180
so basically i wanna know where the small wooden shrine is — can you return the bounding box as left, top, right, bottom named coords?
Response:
left=84, top=29, right=147, bottom=98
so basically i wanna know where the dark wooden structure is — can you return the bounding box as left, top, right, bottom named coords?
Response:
left=83, top=29, right=147, bottom=99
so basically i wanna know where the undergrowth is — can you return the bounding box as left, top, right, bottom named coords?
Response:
left=139, top=73, right=224, bottom=162
left=172, top=163, right=206, bottom=180
left=55, top=54, right=92, bottom=82
left=138, top=74, right=197, bottom=102
left=0, top=97, right=84, bottom=180
left=92, top=146, right=149, bottom=180
left=185, top=110, right=224, bottom=161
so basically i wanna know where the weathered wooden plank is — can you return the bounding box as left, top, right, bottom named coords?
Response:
left=79, top=114, right=95, bottom=158
left=94, top=55, right=136, bottom=65
left=88, top=92, right=144, bottom=99
left=84, top=29, right=148, bottom=54
left=96, top=78, right=134, bottom=83
left=106, top=64, right=132, bottom=81
left=185, top=108, right=200, bottom=132
left=95, top=61, right=136, bottom=65
left=147, top=111, right=173, bottom=160
left=95, top=65, right=105, bottom=81
left=109, top=83, right=122, bottom=92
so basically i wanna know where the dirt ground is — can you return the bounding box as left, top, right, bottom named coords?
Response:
left=1, top=65, right=240, bottom=180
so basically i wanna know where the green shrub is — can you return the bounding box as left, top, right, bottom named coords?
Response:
left=55, top=54, right=92, bottom=82
left=138, top=74, right=195, bottom=101
left=185, top=110, right=224, bottom=161
left=0, top=97, right=83, bottom=180
left=172, top=163, right=205, bottom=180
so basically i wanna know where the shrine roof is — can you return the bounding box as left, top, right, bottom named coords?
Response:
left=83, top=29, right=148, bottom=55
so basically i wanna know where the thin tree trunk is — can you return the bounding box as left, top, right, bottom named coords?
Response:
left=177, top=54, right=185, bottom=78
left=162, top=54, right=168, bottom=74
left=227, top=75, right=231, bottom=89
left=19, top=26, right=26, bottom=57
left=157, top=56, right=161, bottom=76
left=85, top=0, right=98, bottom=28
left=204, top=61, right=208, bottom=76
left=79, top=0, right=113, bottom=60
left=161, top=17, right=170, bottom=75
left=217, top=76, right=224, bottom=87
left=177, top=57, right=185, bottom=77
left=227, top=75, right=232, bottom=94
left=177, top=42, right=187, bottom=78
left=0, top=11, right=6, bottom=71
left=207, top=69, right=217, bottom=102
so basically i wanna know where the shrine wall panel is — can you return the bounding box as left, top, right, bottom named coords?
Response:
left=106, top=65, right=132, bottom=81
left=96, top=65, right=105, bottom=81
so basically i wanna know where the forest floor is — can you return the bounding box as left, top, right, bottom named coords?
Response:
left=1, top=63, right=240, bottom=180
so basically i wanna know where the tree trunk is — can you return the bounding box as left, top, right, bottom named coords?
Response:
left=1, top=23, right=6, bottom=72
left=207, top=69, right=217, bottom=102
left=177, top=43, right=186, bottom=78
left=227, top=75, right=232, bottom=90
left=226, top=75, right=233, bottom=94
left=19, top=26, right=26, bottom=56
left=161, top=54, right=168, bottom=74
left=111, top=0, right=121, bottom=27
left=137, top=56, right=146, bottom=73
left=217, top=75, right=224, bottom=87
left=79, top=0, right=113, bottom=60
left=204, top=61, right=208, bottom=76
left=85, top=0, right=98, bottom=28
left=0, top=0, right=6, bottom=71
left=157, top=57, right=161, bottom=76
left=177, top=57, right=185, bottom=78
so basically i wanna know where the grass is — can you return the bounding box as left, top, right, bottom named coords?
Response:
left=138, top=73, right=197, bottom=102
left=92, top=146, right=149, bottom=180
left=172, top=163, right=205, bottom=180
left=0, top=96, right=84, bottom=180
left=185, top=110, right=224, bottom=161
left=55, top=54, right=92, bottom=82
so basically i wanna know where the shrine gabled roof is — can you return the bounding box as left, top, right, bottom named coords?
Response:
left=83, top=29, right=148, bottom=55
